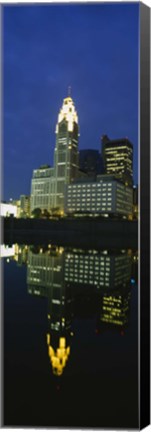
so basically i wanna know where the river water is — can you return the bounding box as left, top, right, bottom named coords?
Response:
left=2, top=243, right=138, bottom=429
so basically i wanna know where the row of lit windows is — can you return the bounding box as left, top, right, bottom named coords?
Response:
left=66, top=256, right=110, bottom=261
left=65, top=270, right=111, bottom=277
left=67, top=198, right=112, bottom=203
left=65, top=260, right=111, bottom=266
left=67, top=206, right=113, bottom=212
left=67, top=191, right=112, bottom=197
left=68, top=183, right=112, bottom=189
left=67, top=199, right=112, bottom=205
left=105, top=145, right=132, bottom=151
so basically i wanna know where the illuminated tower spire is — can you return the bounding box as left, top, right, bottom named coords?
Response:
left=54, top=94, right=79, bottom=210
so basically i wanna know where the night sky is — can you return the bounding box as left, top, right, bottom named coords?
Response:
left=3, top=3, right=139, bottom=201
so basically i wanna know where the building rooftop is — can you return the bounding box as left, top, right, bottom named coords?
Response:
left=101, top=135, right=133, bottom=148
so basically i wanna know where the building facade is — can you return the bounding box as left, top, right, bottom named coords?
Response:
left=101, top=135, right=133, bottom=186
left=30, top=95, right=79, bottom=213
left=20, top=195, right=30, bottom=218
left=53, top=96, right=79, bottom=209
left=0, top=202, right=17, bottom=217
left=30, top=165, right=55, bottom=213
left=65, top=175, right=133, bottom=216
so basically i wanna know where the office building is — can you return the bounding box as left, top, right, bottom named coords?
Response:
left=0, top=202, right=17, bottom=217
left=30, top=95, right=79, bottom=213
left=30, top=165, right=55, bottom=214
left=101, top=135, right=133, bottom=186
left=65, top=175, right=133, bottom=216
left=20, top=195, right=30, bottom=218
left=79, top=149, right=104, bottom=178
left=53, top=96, right=79, bottom=210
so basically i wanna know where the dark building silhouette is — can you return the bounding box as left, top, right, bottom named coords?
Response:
left=133, top=185, right=138, bottom=205
left=79, top=149, right=104, bottom=178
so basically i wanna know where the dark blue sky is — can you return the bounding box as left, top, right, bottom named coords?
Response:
left=3, top=3, right=139, bottom=200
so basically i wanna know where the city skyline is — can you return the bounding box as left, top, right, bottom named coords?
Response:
left=3, top=3, right=139, bottom=201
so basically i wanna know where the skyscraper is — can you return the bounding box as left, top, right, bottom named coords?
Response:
left=30, top=165, right=55, bottom=214
left=79, top=149, right=104, bottom=178
left=54, top=96, right=79, bottom=209
left=101, top=135, right=133, bottom=186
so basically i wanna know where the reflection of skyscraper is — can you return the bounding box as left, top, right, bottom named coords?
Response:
left=54, top=96, right=79, bottom=209
left=27, top=246, right=73, bottom=376
left=98, top=285, right=131, bottom=331
left=26, top=245, right=134, bottom=374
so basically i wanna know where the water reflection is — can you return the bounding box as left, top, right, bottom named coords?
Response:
left=2, top=243, right=138, bottom=377
left=27, top=246, right=73, bottom=376
left=97, top=286, right=131, bottom=332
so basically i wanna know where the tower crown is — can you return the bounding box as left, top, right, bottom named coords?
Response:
left=56, top=96, right=78, bottom=133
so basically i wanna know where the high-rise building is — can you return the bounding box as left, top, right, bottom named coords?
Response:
left=101, top=135, right=133, bottom=186
left=30, top=165, right=55, bottom=214
left=20, top=195, right=30, bottom=218
left=79, top=149, right=104, bottom=178
left=54, top=96, right=79, bottom=209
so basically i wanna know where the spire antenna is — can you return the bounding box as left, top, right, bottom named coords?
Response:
left=68, top=85, right=71, bottom=96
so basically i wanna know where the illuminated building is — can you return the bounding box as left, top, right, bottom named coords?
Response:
left=16, top=245, right=28, bottom=266
left=30, top=165, right=55, bottom=213
left=20, top=195, right=30, bottom=218
left=11, top=199, right=21, bottom=217
left=79, top=149, right=104, bottom=178
left=0, top=244, right=15, bottom=258
left=54, top=96, right=79, bottom=210
left=65, top=175, right=133, bottom=216
left=101, top=135, right=133, bottom=186
left=27, top=246, right=73, bottom=376
left=0, top=202, right=17, bottom=218
left=30, top=94, right=79, bottom=213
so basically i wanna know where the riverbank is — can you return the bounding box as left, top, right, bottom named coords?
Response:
left=3, top=217, right=138, bottom=249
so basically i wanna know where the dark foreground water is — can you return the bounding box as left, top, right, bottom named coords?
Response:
left=3, top=243, right=138, bottom=429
